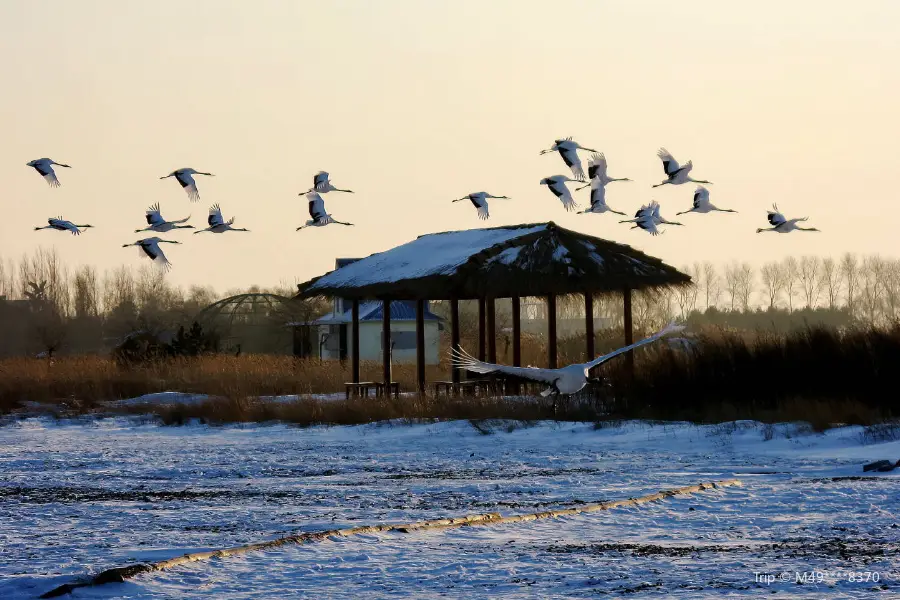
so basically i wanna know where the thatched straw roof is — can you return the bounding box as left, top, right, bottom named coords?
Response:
left=295, top=222, right=691, bottom=300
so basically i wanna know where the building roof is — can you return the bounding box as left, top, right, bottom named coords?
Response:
left=315, top=301, right=442, bottom=325
left=296, top=222, right=690, bottom=300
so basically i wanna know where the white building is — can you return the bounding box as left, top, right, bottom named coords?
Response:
left=315, top=299, right=443, bottom=364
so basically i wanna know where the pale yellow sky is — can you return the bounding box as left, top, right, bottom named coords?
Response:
left=1, top=1, right=898, bottom=291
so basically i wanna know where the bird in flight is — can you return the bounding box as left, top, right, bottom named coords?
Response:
left=194, top=204, right=249, bottom=234
left=135, top=203, right=193, bottom=233
left=653, top=148, right=711, bottom=187
left=539, top=137, right=598, bottom=181
left=27, top=158, right=71, bottom=188
left=122, top=237, right=180, bottom=271
left=756, top=204, right=819, bottom=233
left=160, top=168, right=214, bottom=202
left=578, top=183, right=626, bottom=216
left=540, top=175, right=580, bottom=212
left=307, top=171, right=353, bottom=194
left=676, top=186, right=736, bottom=216
left=620, top=201, right=682, bottom=234
left=297, top=192, right=354, bottom=230
left=452, top=322, right=684, bottom=396
left=34, top=217, right=92, bottom=235
left=452, top=192, right=510, bottom=220
left=575, top=153, right=631, bottom=189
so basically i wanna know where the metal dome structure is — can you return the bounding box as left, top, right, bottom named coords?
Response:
left=195, top=293, right=305, bottom=354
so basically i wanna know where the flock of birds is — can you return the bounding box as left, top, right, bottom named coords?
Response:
left=454, top=139, right=821, bottom=237
left=25, top=159, right=354, bottom=270
left=25, top=139, right=819, bottom=274
left=23, top=140, right=821, bottom=396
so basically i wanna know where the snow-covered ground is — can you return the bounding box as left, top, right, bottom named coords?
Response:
left=0, top=418, right=897, bottom=599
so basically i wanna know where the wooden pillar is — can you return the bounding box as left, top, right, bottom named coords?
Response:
left=382, top=300, right=392, bottom=390
left=351, top=299, right=360, bottom=385
left=547, top=294, right=557, bottom=369
left=450, top=299, right=461, bottom=384
left=415, top=299, right=426, bottom=396
left=511, top=297, right=521, bottom=367
left=511, top=296, right=521, bottom=395
left=477, top=297, right=486, bottom=362
left=623, top=288, right=634, bottom=375
left=584, top=293, right=595, bottom=360
left=486, top=298, right=496, bottom=363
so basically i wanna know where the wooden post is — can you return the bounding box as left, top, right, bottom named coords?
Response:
left=415, top=299, right=426, bottom=396
left=477, top=297, right=486, bottom=362
left=511, top=296, right=521, bottom=395
left=351, top=299, right=360, bottom=386
left=450, top=299, right=460, bottom=385
left=511, top=297, right=521, bottom=367
left=623, top=288, right=634, bottom=375
left=585, top=293, right=595, bottom=361
left=382, top=300, right=392, bottom=391
left=547, top=294, right=557, bottom=369
left=486, top=297, right=496, bottom=363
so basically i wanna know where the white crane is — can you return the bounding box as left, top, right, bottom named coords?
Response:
left=576, top=153, right=631, bottom=188
left=135, top=203, right=193, bottom=233
left=676, top=186, right=736, bottom=216
left=452, top=322, right=683, bottom=396
left=539, top=175, right=580, bottom=212
left=34, top=217, right=92, bottom=235
left=577, top=183, right=626, bottom=216
left=122, top=237, right=180, bottom=271
left=194, top=204, right=249, bottom=234
left=297, top=192, right=354, bottom=230
left=653, top=148, right=711, bottom=187
left=619, top=201, right=682, bottom=234
left=539, top=137, right=598, bottom=181
left=307, top=171, right=353, bottom=194
left=160, top=168, right=214, bottom=202
left=27, top=158, right=71, bottom=187
left=452, top=192, right=509, bottom=220
left=756, top=204, right=820, bottom=234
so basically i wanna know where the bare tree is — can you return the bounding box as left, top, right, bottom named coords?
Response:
left=736, top=263, right=754, bottom=311
left=73, top=266, right=100, bottom=319
left=782, top=256, right=799, bottom=312
left=798, top=256, right=822, bottom=309
left=882, top=260, right=900, bottom=323
left=674, top=264, right=700, bottom=319
left=819, top=257, right=841, bottom=310
left=724, top=263, right=741, bottom=311
left=759, top=261, right=784, bottom=309
left=839, top=253, right=860, bottom=317
left=699, top=262, right=721, bottom=310
left=858, top=256, right=884, bottom=325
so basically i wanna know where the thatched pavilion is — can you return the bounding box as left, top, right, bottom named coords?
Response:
left=295, top=222, right=690, bottom=395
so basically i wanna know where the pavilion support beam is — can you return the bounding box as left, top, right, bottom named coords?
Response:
left=382, top=300, right=392, bottom=392
left=477, top=298, right=486, bottom=362
left=351, top=300, right=360, bottom=386
left=511, top=297, right=521, bottom=367
left=511, top=296, right=521, bottom=395
left=547, top=294, right=557, bottom=369
left=623, top=288, right=634, bottom=376
left=450, top=299, right=461, bottom=385
left=486, top=298, right=496, bottom=363
left=585, top=293, right=595, bottom=361
left=415, top=299, right=426, bottom=396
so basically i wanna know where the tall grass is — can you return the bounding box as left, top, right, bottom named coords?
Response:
left=2, top=325, right=899, bottom=428
left=609, top=325, right=900, bottom=424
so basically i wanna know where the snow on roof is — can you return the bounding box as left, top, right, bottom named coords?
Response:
left=308, top=225, right=545, bottom=292
left=297, top=222, right=690, bottom=300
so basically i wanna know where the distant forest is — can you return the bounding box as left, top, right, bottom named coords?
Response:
left=0, top=248, right=893, bottom=357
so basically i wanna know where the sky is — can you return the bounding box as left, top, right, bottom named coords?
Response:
left=1, top=1, right=898, bottom=293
